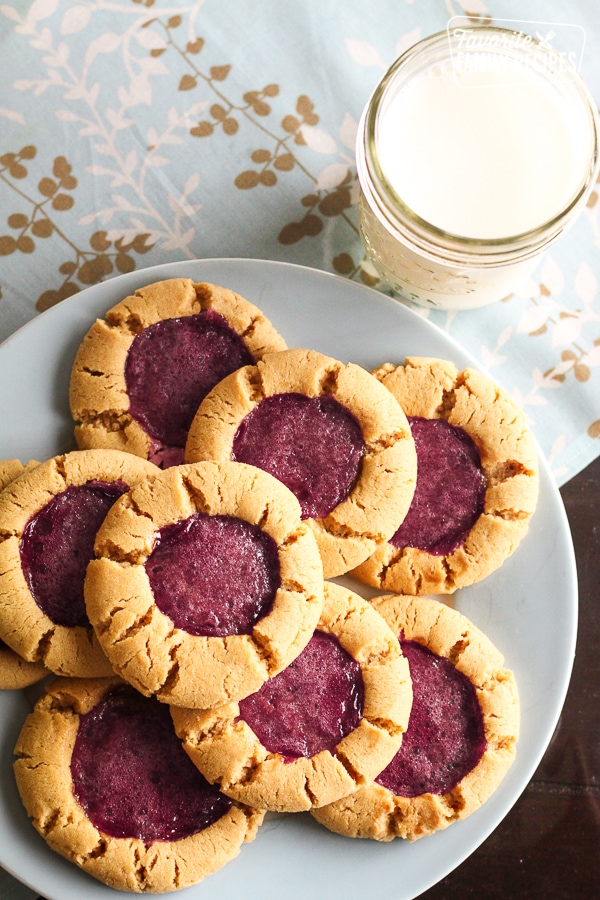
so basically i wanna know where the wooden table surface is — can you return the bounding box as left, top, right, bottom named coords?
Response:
left=29, top=455, right=599, bottom=900
left=424, top=454, right=600, bottom=899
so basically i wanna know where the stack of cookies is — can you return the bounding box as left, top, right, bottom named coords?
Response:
left=0, top=278, right=538, bottom=893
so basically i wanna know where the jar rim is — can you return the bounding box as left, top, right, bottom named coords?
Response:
left=359, top=27, right=600, bottom=264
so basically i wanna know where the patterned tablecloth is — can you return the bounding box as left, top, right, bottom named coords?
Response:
left=0, top=1, right=598, bottom=895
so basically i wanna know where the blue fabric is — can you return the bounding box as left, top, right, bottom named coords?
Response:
left=0, top=0, right=598, bottom=494
left=1, top=1, right=599, bottom=895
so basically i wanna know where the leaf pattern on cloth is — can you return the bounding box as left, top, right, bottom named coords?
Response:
left=0, top=147, right=154, bottom=310
left=0, top=0, right=598, bottom=486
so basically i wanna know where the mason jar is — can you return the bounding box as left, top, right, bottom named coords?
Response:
left=356, top=27, right=600, bottom=310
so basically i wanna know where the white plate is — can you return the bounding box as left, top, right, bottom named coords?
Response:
left=0, top=258, right=577, bottom=900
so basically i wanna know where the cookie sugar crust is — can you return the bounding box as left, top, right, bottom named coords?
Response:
left=14, top=677, right=264, bottom=893
left=311, top=593, right=520, bottom=842
left=85, top=460, right=324, bottom=710
left=0, top=449, right=159, bottom=679
left=352, top=357, right=539, bottom=594
left=171, top=582, right=413, bottom=813
left=0, top=641, right=48, bottom=691
left=0, top=458, right=40, bottom=492
left=185, top=347, right=417, bottom=578
left=0, top=459, right=48, bottom=689
left=69, top=278, right=287, bottom=461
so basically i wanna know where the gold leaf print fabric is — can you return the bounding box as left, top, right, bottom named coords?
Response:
left=0, top=0, right=599, bottom=485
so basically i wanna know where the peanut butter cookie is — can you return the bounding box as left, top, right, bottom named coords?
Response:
left=185, top=348, right=417, bottom=578
left=312, top=593, right=519, bottom=841
left=0, top=640, right=47, bottom=690
left=14, top=677, right=264, bottom=892
left=171, top=582, right=412, bottom=813
left=0, top=458, right=48, bottom=689
left=0, top=458, right=40, bottom=491
left=352, top=357, right=539, bottom=594
left=70, top=278, right=287, bottom=468
left=0, top=449, right=158, bottom=678
left=85, top=460, right=324, bottom=709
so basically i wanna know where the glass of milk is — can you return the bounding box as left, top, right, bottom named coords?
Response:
left=356, top=27, right=599, bottom=310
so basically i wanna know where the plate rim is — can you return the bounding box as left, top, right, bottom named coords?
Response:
left=0, top=257, right=578, bottom=900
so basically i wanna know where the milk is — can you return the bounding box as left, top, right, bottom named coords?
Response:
left=376, top=65, right=593, bottom=240
left=357, top=29, right=599, bottom=309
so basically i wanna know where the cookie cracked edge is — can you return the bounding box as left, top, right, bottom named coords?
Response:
left=13, top=676, right=264, bottom=893
left=69, top=278, right=287, bottom=461
left=351, top=356, right=539, bottom=594
left=185, top=347, right=418, bottom=578
left=0, top=450, right=159, bottom=679
left=170, top=581, right=413, bottom=813
left=85, top=460, right=324, bottom=710
left=311, top=593, right=520, bottom=842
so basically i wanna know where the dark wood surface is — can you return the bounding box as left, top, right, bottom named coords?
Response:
left=423, top=454, right=600, bottom=899
left=31, top=455, right=600, bottom=900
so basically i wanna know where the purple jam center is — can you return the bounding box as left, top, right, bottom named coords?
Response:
left=146, top=441, right=187, bottom=469
left=238, top=630, right=364, bottom=761
left=125, top=310, right=254, bottom=462
left=145, top=513, right=281, bottom=637
left=70, top=685, right=231, bottom=844
left=20, top=480, right=128, bottom=628
left=231, top=392, right=365, bottom=519
left=376, top=639, right=486, bottom=797
left=390, top=416, right=485, bottom=556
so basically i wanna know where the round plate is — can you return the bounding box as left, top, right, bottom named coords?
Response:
left=0, top=258, right=577, bottom=900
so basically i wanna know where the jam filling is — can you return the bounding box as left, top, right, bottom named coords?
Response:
left=20, top=480, right=128, bottom=628
left=390, top=416, right=485, bottom=555
left=71, top=685, right=232, bottom=844
left=125, top=310, right=254, bottom=466
left=231, top=392, right=365, bottom=519
left=238, top=630, right=364, bottom=761
left=145, top=513, right=281, bottom=637
left=376, top=639, right=487, bottom=797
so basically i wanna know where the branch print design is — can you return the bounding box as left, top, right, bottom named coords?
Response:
left=0, top=146, right=154, bottom=310
left=0, top=0, right=598, bottom=484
